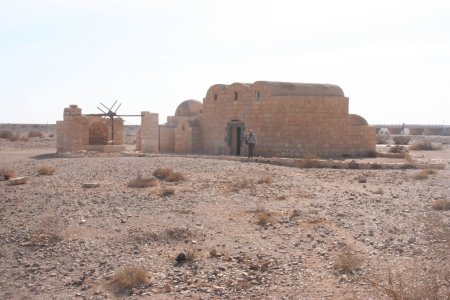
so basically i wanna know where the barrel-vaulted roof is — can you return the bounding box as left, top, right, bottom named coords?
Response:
left=253, top=81, right=344, bottom=97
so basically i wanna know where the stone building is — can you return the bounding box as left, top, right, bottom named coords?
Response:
left=147, top=81, right=375, bottom=158
left=57, top=81, right=375, bottom=157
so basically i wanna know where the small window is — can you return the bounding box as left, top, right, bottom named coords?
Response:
left=234, top=92, right=238, bottom=101
left=182, top=124, right=185, bottom=131
left=214, top=93, right=217, bottom=101
left=255, top=91, right=261, bottom=100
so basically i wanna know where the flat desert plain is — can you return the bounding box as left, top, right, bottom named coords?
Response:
left=0, top=130, right=449, bottom=299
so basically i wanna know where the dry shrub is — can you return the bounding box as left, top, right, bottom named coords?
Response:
left=412, top=169, right=436, bottom=180
left=376, top=134, right=391, bottom=144
left=109, top=267, right=149, bottom=294
left=256, top=211, right=274, bottom=226
left=19, top=135, right=29, bottom=141
left=393, top=135, right=411, bottom=145
left=0, top=130, right=13, bottom=139
left=28, top=130, right=43, bottom=138
left=389, top=145, right=406, bottom=154
left=38, top=165, right=55, bottom=175
left=257, top=176, right=273, bottom=184
left=366, top=265, right=450, bottom=300
left=30, top=216, right=63, bottom=245
left=128, top=176, right=158, bottom=188
left=0, top=168, right=16, bottom=180
left=409, top=140, right=435, bottom=151
left=159, top=187, right=175, bottom=197
left=8, top=133, right=20, bottom=141
left=153, top=167, right=185, bottom=182
left=431, top=198, right=450, bottom=211
left=229, top=179, right=255, bottom=192
left=333, top=248, right=363, bottom=274
left=134, top=227, right=193, bottom=244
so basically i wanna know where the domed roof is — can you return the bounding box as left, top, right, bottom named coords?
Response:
left=175, top=100, right=203, bottom=117
left=348, top=114, right=369, bottom=126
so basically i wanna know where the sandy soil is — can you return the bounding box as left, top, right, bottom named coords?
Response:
left=0, top=136, right=449, bottom=300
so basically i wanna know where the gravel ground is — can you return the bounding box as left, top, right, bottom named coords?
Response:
left=0, top=138, right=449, bottom=300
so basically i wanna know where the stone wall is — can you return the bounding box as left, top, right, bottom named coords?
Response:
left=200, top=82, right=375, bottom=158
left=140, top=112, right=159, bottom=153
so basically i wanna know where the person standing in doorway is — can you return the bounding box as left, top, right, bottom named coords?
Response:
left=246, top=130, right=256, bottom=158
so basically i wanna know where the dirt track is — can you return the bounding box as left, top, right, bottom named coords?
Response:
left=0, top=138, right=449, bottom=299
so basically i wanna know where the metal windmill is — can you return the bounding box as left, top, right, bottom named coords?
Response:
left=85, top=100, right=141, bottom=145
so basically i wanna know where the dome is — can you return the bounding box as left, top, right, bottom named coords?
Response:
left=175, top=100, right=203, bottom=117
left=348, top=114, right=369, bottom=126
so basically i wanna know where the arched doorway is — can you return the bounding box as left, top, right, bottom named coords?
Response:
left=226, top=121, right=245, bottom=156
left=89, top=121, right=108, bottom=145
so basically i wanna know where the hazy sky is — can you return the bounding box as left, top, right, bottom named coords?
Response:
left=1, top=0, right=449, bottom=125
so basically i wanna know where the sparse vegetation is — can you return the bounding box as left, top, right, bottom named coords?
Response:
left=376, top=134, right=391, bottom=144
left=366, top=265, right=450, bottom=300
left=28, top=130, right=43, bottom=138
left=0, top=130, right=13, bottom=139
left=412, top=169, right=436, bottom=180
left=0, top=168, right=16, bottom=180
left=333, top=248, right=363, bottom=274
left=256, top=211, right=274, bottom=226
left=133, top=227, right=193, bottom=244
left=409, top=140, right=439, bottom=151
left=159, top=187, right=175, bottom=196
left=109, top=266, right=149, bottom=294
left=393, top=135, right=411, bottom=145
left=127, top=175, right=158, bottom=188
left=153, top=167, right=185, bottom=182
left=38, top=165, right=56, bottom=175
left=229, top=179, right=255, bottom=192
left=431, top=198, right=450, bottom=211
left=257, top=176, right=273, bottom=184
left=389, top=144, right=406, bottom=154
left=30, top=216, right=63, bottom=245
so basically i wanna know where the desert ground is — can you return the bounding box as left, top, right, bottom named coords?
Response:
left=0, top=125, right=449, bottom=300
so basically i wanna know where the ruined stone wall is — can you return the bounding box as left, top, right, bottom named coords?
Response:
left=174, top=119, right=193, bottom=153
left=56, top=105, right=84, bottom=152
left=140, top=112, right=159, bottom=153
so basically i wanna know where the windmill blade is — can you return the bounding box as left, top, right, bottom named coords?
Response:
left=109, top=100, right=118, bottom=111
left=100, top=102, right=110, bottom=112
left=114, top=103, right=122, bottom=113
left=97, top=106, right=107, bottom=114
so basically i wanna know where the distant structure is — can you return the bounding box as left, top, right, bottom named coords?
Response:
left=57, top=81, right=376, bottom=157
left=138, top=81, right=376, bottom=158
left=56, top=104, right=158, bottom=153
left=371, top=124, right=450, bottom=136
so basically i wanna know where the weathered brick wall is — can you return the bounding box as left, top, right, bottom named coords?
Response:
left=140, top=112, right=159, bottom=153
left=57, top=105, right=84, bottom=152
left=159, top=126, right=175, bottom=152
